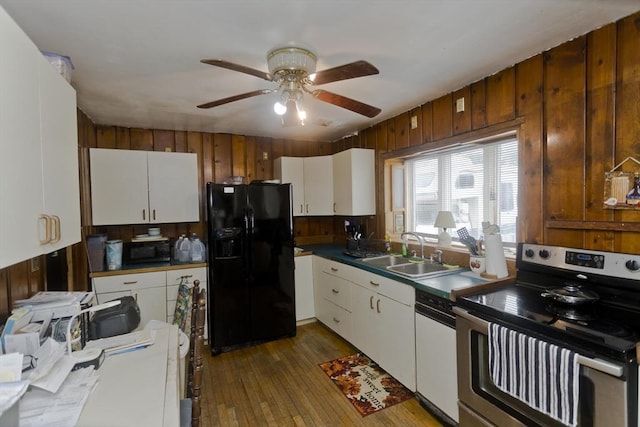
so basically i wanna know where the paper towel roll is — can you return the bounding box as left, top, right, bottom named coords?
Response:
left=484, top=234, right=508, bottom=278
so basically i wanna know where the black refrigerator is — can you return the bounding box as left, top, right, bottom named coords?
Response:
left=206, top=181, right=296, bottom=355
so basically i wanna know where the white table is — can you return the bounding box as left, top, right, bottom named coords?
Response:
left=76, top=325, right=180, bottom=427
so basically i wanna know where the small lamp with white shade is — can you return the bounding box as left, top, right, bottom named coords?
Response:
left=66, top=299, right=121, bottom=370
left=434, top=211, right=457, bottom=247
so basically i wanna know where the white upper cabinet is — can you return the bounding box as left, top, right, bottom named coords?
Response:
left=39, top=59, right=81, bottom=252
left=274, top=156, right=333, bottom=216
left=333, top=148, right=375, bottom=216
left=90, top=148, right=199, bottom=225
left=303, top=156, right=334, bottom=215
left=0, top=7, right=80, bottom=269
left=147, top=151, right=199, bottom=223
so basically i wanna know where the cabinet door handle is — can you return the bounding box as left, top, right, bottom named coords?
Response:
left=331, top=288, right=339, bottom=294
left=39, top=214, right=51, bottom=244
left=376, top=299, right=381, bottom=314
left=305, top=204, right=309, bottom=214
left=300, top=204, right=303, bottom=214
left=332, top=317, right=340, bottom=324
left=123, top=281, right=138, bottom=285
left=153, top=209, right=156, bottom=220
left=369, top=295, right=374, bottom=309
left=50, top=215, right=61, bottom=243
left=142, top=209, right=146, bottom=221
left=369, top=281, right=380, bottom=287
left=333, top=203, right=336, bottom=213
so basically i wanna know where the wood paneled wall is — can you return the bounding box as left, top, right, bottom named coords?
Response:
left=1, top=11, right=639, bottom=318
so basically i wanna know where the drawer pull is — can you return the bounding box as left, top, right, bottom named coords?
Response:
left=123, top=281, right=138, bottom=285
left=369, top=280, right=380, bottom=286
left=376, top=299, right=381, bottom=314
left=331, top=288, right=339, bottom=294
left=332, top=317, right=340, bottom=323
left=330, top=267, right=338, bottom=272
left=369, top=295, right=374, bottom=309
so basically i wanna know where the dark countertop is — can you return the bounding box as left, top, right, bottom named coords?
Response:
left=302, top=243, right=513, bottom=301
left=89, top=261, right=207, bottom=278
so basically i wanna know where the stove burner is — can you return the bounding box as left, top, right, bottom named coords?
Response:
left=545, top=303, right=595, bottom=321
left=545, top=303, right=637, bottom=339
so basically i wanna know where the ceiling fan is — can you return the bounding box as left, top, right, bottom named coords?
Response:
left=197, top=45, right=382, bottom=123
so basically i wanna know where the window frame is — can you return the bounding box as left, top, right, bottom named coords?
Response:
left=383, top=127, right=520, bottom=251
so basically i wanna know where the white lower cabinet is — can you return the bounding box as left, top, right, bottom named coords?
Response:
left=166, top=267, right=208, bottom=340
left=350, top=269, right=416, bottom=391
left=294, top=255, right=314, bottom=321
left=312, top=256, right=352, bottom=340
left=312, top=256, right=416, bottom=391
left=92, top=271, right=167, bottom=331
left=416, top=313, right=459, bottom=422
left=92, top=266, right=208, bottom=335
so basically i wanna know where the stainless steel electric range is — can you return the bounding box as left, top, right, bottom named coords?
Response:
left=454, top=243, right=640, bottom=427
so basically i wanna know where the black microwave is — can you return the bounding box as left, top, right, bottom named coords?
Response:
left=123, top=240, right=171, bottom=264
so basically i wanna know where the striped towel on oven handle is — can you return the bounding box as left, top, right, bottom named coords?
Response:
left=488, top=322, right=580, bottom=427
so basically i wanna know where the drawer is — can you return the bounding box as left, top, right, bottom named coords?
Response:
left=167, top=267, right=207, bottom=286
left=354, top=270, right=414, bottom=306
left=93, top=271, right=166, bottom=293
left=319, top=299, right=351, bottom=339
left=318, top=272, right=351, bottom=311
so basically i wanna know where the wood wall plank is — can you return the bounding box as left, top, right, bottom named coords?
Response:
left=616, top=13, right=640, bottom=253
left=394, top=112, right=410, bottom=150
left=471, top=80, right=487, bottom=129
left=585, top=23, right=617, bottom=251
left=543, top=37, right=587, bottom=247
left=516, top=55, right=544, bottom=244
left=486, top=67, right=516, bottom=125
left=213, top=133, right=231, bottom=183
left=432, top=94, right=453, bottom=140
left=408, top=106, right=422, bottom=147
left=452, top=87, right=471, bottom=135
left=420, top=101, right=433, bottom=143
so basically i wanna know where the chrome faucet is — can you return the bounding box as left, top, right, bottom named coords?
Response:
left=400, top=232, right=426, bottom=259
left=430, top=249, right=443, bottom=264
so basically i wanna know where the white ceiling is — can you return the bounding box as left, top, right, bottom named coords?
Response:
left=1, top=1, right=638, bottom=142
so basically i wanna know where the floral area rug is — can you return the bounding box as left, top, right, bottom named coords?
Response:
left=319, top=353, right=414, bottom=416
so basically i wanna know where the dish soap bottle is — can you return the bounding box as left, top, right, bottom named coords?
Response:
left=384, top=234, right=391, bottom=253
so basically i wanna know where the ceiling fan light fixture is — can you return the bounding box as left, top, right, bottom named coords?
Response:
left=273, top=101, right=287, bottom=115
left=267, top=46, right=317, bottom=75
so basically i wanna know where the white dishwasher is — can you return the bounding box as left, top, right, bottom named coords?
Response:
left=415, top=288, right=459, bottom=424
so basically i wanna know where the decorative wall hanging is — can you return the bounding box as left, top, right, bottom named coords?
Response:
left=604, top=156, right=640, bottom=209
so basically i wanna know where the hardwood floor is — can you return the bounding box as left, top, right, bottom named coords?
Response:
left=200, top=321, right=443, bottom=426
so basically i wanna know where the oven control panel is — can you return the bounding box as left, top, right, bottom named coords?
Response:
left=520, top=243, right=640, bottom=280
left=565, top=251, right=604, bottom=269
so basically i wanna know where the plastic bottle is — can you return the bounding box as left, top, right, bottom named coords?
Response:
left=189, top=236, right=206, bottom=262
left=177, top=236, right=191, bottom=263
left=174, top=235, right=184, bottom=260
left=384, top=234, right=391, bottom=253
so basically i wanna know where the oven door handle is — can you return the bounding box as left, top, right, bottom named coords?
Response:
left=453, top=307, right=625, bottom=378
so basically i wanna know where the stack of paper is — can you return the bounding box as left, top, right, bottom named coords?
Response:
left=84, top=329, right=155, bottom=356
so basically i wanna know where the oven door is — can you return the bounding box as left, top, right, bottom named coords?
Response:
left=454, top=307, right=636, bottom=427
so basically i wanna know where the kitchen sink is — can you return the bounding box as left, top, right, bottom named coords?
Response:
left=387, top=261, right=462, bottom=278
left=359, top=255, right=408, bottom=268
left=360, top=255, right=463, bottom=279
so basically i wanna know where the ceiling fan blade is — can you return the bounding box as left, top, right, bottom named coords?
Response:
left=200, top=59, right=273, bottom=81
left=197, top=89, right=276, bottom=109
left=312, top=89, right=381, bottom=118
left=309, top=60, right=379, bottom=86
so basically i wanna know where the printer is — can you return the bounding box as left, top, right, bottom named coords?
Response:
left=89, top=296, right=141, bottom=340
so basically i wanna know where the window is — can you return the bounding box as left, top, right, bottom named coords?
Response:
left=402, top=136, right=518, bottom=245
